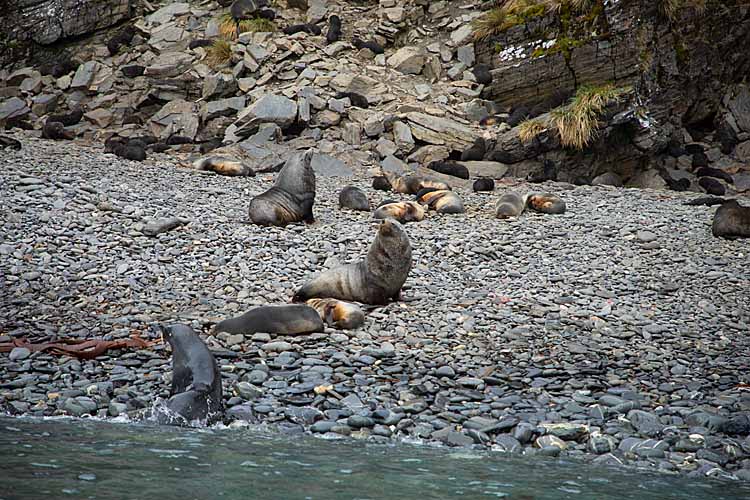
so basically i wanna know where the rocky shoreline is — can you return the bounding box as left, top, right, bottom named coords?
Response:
left=2, top=135, right=750, bottom=482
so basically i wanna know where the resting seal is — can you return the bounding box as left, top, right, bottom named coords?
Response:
left=526, top=192, right=566, bottom=214
left=473, top=178, right=495, bottom=192
left=416, top=188, right=465, bottom=214
left=373, top=201, right=425, bottom=223
left=293, top=219, right=412, bottom=305
left=248, top=149, right=316, bottom=226
left=383, top=171, right=450, bottom=194
left=427, top=161, right=469, bottom=180
left=215, top=305, right=324, bottom=335
left=339, top=186, right=370, bottom=211
left=461, top=138, right=486, bottom=162
left=699, top=177, right=725, bottom=196
left=372, top=176, right=392, bottom=191
left=193, top=156, right=255, bottom=177
left=306, top=298, right=365, bottom=330
left=42, top=122, right=74, bottom=140
left=157, top=324, right=223, bottom=426
left=712, top=200, right=750, bottom=239
left=495, top=192, right=525, bottom=218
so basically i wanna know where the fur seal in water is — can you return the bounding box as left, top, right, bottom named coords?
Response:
left=383, top=171, right=451, bottom=194
left=526, top=192, right=566, bottom=214
left=373, top=201, right=425, bottom=223
left=214, top=305, right=324, bottom=335
left=193, top=156, right=255, bottom=177
left=339, top=186, right=370, bottom=211
left=156, top=324, right=223, bottom=426
left=305, top=298, right=365, bottom=330
left=293, top=219, right=412, bottom=305
left=248, top=149, right=316, bottom=226
left=473, top=178, right=495, bottom=192
left=495, top=192, right=525, bottom=218
left=712, top=200, right=750, bottom=239
left=415, top=188, right=465, bottom=214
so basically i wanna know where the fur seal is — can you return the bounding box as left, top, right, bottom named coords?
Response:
left=696, top=167, right=734, bottom=184
left=684, top=196, right=727, bottom=206
left=305, top=298, right=365, bottom=330
left=699, top=177, right=725, bottom=196
left=0, top=135, right=21, bottom=150
left=416, top=188, right=465, bottom=214
left=215, top=305, right=324, bottom=335
left=372, top=176, right=392, bottom=191
left=472, top=64, right=493, bottom=85
left=339, top=186, right=370, bottom=211
left=526, top=192, right=566, bottom=214
left=495, top=192, right=525, bottom=218
left=712, top=200, right=750, bottom=239
left=107, top=25, right=137, bottom=56
left=47, top=108, right=83, bottom=127
left=373, top=201, right=425, bottom=223
left=248, top=149, right=316, bottom=226
left=283, top=24, right=322, bottom=35
left=427, top=161, right=470, bottom=180
left=104, top=136, right=147, bottom=161
left=335, top=92, right=369, bottom=109
left=42, top=122, right=74, bottom=140
left=326, top=15, right=342, bottom=44
left=157, top=324, right=223, bottom=426
left=121, top=65, right=145, bottom=78
left=383, top=171, right=450, bottom=194
left=231, top=0, right=266, bottom=20
left=293, top=219, right=412, bottom=305
left=473, top=178, right=495, bottom=192
left=193, top=156, right=255, bottom=177
left=352, top=37, right=384, bottom=54
left=461, top=138, right=486, bottom=161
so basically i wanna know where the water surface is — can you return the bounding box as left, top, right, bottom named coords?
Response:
left=1, top=417, right=748, bottom=499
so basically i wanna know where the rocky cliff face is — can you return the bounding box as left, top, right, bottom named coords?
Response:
left=0, top=0, right=138, bottom=65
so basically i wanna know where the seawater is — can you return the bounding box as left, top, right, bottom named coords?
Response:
left=1, top=417, right=748, bottom=500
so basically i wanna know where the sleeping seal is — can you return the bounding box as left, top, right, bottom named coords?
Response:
left=157, top=324, right=223, bottom=426
left=526, top=192, right=566, bottom=214
left=712, top=200, right=750, bottom=239
left=339, top=186, right=370, bottom=211
left=42, top=121, right=74, bottom=140
left=415, top=188, right=465, bottom=214
left=427, top=161, right=470, bottom=180
left=306, top=298, right=365, bottom=330
left=193, top=156, right=255, bottom=177
left=473, top=178, right=495, bottom=192
left=214, top=305, right=324, bottom=335
left=495, top=192, right=525, bottom=218
left=372, top=176, right=392, bottom=191
left=383, top=171, right=450, bottom=194
left=293, top=219, right=412, bottom=305
left=373, top=201, right=425, bottom=223
left=248, top=149, right=316, bottom=226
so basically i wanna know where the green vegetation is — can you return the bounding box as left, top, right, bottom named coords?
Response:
left=493, top=42, right=504, bottom=53
left=206, top=39, right=232, bottom=68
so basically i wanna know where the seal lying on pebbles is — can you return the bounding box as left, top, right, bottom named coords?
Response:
left=0, top=135, right=21, bottom=150
left=684, top=196, right=728, bottom=206
left=193, top=156, right=255, bottom=177
left=495, top=192, right=525, bottom=218
left=526, top=192, right=566, bottom=214
left=339, top=186, right=370, bottom=211
left=214, top=305, right=324, bottom=335
left=699, top=177, right=725, bottom=196
left=248, top=149, right=316, bottom=226
left=373, top=201, right=425, bottom=223
left=42, top=122, right=74, bottom=140
left=104, top=136, right=146, bottom=161
left=473, top=178, right=495, bottom=192
left=283, top=23, right=322, bottom=35
left=305, top=299, right=365, bottom=330
left=416, top=188, right=465, bottom=214
left=695, top=167, right=734, bottom=184
left=383, top=172, right=450, bottom=194
left=155, top=324, right=223, bottom=426
left=372, top=176, right=392, bottom=191
left=293, top=219, right=413, bottom=305
left=427, top=161, right=469, bottom=180
left=712, top=200, right=750, bottom=239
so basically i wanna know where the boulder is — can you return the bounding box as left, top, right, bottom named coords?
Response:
left=149, top=100, right=201, bottom=140
left=387, top=46, right=425, bottom=75
left=231, top=94, right=298, bottom=138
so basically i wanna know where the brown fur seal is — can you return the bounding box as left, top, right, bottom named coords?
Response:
left=42, top=121, right=74, bottom=140
left=293, top=219, right=412, bottom=305
left=383, top=171, right=451, bottom=195
left=193, top=156, right=255, bottom=177
left=427, top=161, right=470, bottom=180
left=495, top=192, right=525, bottom=218
left=248, top=149, right=316, bottom=226
left=214, top=305, right=324, bottom=335
left=473, top=178, right=495, bottom=192
left=712, top=200, right=750, bottom=239
left=372, top=176, right=392, bottom=191
left=526, top=192, right=566, bottom=214
left=306, top=298, right=365, bottom=329
left=339, top=186, right=370, bottom=211
left=373, top=201, right=425, bottom=223
left=415, top=189, right=465, bottom=214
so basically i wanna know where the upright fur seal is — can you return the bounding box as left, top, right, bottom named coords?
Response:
left=495, top=192, right=525, bottom=218
left=383, top=171, right=450, bottom=194
left=157, top=324, right=223, bottom=426
left=215, top=305, right=324, bottom=335
left=373, top=201, right=425, bottom=223
left=339, top=186, right=370, bottom=211
left=416, top=189, right=465, bottom=214
left=712, top=200, right=750, bottom=239
left=472, top=64, right=493, bottom=85
left=306, top=298, right=365, bottom=330
left=461, top=138, right=486, bottom=161
left=427, top=161, right=470, bottom=180
left=193, top=156, right=255, bottom=177
left=473, top=178, right=495, bottom=192
left=248, top=149, right=316, bottom=226
left=326, top=15, right=342, bottom=44
left=293, top=219, right=412, bottom=305
left=526, top=192, right=566, bottom=214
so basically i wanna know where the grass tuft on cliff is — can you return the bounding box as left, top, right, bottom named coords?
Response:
left=472, top=0, right=549, bottom=40
left=660, top=0, right=707, bottom=22
left=518, top=119, right=548, bottom=143
left=206, top=39, right=232, bottom=68
left=218, top=14, right=278, bottom=40
left=549, top=84, right=629, bottom=150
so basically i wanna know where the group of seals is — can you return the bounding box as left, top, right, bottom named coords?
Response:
left=383, top=172, right=450, bottom=195
left=415, top=188, right=465, bottom=214
left=305, top=298, right=365, bottom=330
left=495, top=191, right=566, bottom=219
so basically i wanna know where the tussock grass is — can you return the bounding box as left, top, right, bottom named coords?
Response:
left=660, top=0, right=707, bottom=22
left=219, top=13, right=237, bottom=40
left=206, top=39, right=232, bottom=68
left=218, top=13, right=278, bottom=40
left=472, top=0, right=548, bottom=40
left=518, top=119, right=548, bottom=143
